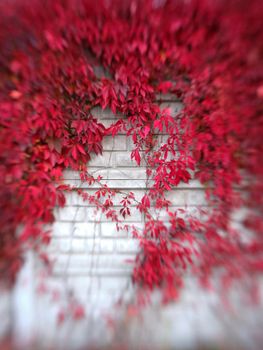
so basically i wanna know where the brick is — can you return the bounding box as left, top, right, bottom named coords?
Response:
left=165, top=190, right=188, bottom=206
left=102, top=135, right=127, bottom=151
left=49, top=238, right=71, bottom=253
left=58, top=207, right=87, bottom=221
left=99, top=276, right=129, bottom=293
left=81, top=238, right=115, bottom=253
left=52, top=222, right=74, bottom=237
left=186, top=190, right=207, bottom=205
left=63, top=170, right=81, bottom=180
left=89, top=152, right=115, bottom=167
left=100, top=222, right=127, bottom=237
left=115, top=152, right=146, bottom=167
left=94, top=254, right=135, bottom=270
left=98, top=238, right=115, bottom=253
left=53, top=207, right=77, bottom=221
left=88, top=167, right=148, bottom=180
left=85, top=292, right=121, bottom=310
left=73, top=222, right=100, bottom=237
left=55, top=206, right=104, bottom=221
left=71, top=239, right=87, bottom=253
left=53, top=254, right=134, bottom=274
left=98, top=178, right=147, bottom=189
left=85, top=238, right=101, bottom=253
left=100, top=222, right=144, bottom=237
left=115, top=239, right=139, bottom=254
left=66, top=276, right=100, bottom=295
left=53, top=254, right=92, bottom=271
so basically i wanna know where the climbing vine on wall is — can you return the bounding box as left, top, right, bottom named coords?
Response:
left=0, top=0, right=263, bottom=307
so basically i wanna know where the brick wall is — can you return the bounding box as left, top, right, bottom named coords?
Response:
left=9, top=98, right=263, bottom=350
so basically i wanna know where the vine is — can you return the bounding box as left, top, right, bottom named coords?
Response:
left=0, top=0, right=262, bottom=309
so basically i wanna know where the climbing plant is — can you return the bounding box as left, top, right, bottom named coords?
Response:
left=0, top=0, right=263, bottom=309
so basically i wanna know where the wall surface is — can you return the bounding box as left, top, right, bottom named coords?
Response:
left=7, top=97, right=263, bottom=350
left=0, top=288, right=11, bottom=341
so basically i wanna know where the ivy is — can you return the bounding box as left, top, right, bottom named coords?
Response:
left=0, top=0, right=262, bottom=308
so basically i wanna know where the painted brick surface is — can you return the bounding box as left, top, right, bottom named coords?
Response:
left=28, top=101, right=199, bottom=348
left=10, top=100, right=263, bottom=350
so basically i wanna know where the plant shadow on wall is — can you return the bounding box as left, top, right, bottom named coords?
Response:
left=0, top=0, right=263, bottom=346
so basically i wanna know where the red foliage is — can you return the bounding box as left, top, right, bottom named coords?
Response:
left=0, top=0, right=262, bottom=303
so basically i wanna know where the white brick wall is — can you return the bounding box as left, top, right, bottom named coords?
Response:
left=9, top=100, right=263, bottom=349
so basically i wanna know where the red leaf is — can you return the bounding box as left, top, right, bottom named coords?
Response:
left=77, top=144, right=86, bottom=155
left=131, top=149, right=141, bottom=166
